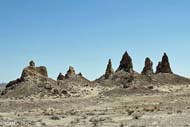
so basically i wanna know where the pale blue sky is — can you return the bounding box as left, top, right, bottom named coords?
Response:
left=0, top=0, right=190, bottom=82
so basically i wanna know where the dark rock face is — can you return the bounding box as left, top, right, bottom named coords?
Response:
left=29, top=60, right=35, bottom=67
left=105, top=59, right=114, bottom=79
left=161, top=53, right=173, bottom=73
left=57, top=73, right=65, bottom=80
left=78, top=72, right=83, bottom=77
left=156, top=62, right=162, bottom=74
left=65, top=66, right=76, bottom=79
left=141, top=57, right=154, bottom=76
left=117, top=51, right=133, bottom=73
left=156, top=53, right=173, bottom=74
left=6, top=78, right=22, bottom=88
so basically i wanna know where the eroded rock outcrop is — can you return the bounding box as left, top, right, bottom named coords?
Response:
left=156, top=53, right=173, bottom=74
left=2, top=61, right=93, bottom=98
left=141, top=57, right=154, bottom=76
left=21, top=64, right=48, bottom=81
left=5, top=78, right=22, bottom=88
left=65, top=66, right=76, bottom=79
left=6, top=61, right=48, bottom=88
left=105, top=59, right=114, bottom=79
left=57, top=73, right=65, bottom=80
left=156, top=62, right=162, bottom=74
left=117, top=51, right=133, bottom=73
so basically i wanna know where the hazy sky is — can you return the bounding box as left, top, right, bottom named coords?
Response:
left=0, top=0, right=190, bottom=82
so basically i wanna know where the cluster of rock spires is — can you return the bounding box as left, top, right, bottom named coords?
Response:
left=103, top=51, right=173, bottom=79
left=5, top=51, right=173, bottom=86
left=3, top=59, right=92, bottom=97
left=5, top=60, right=84, bottom=89
left=57, top=66, right=85, bottom=80
left=3, top=51, right=174, bottom=97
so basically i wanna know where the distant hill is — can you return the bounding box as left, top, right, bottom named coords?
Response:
left=0, top=83, right=7, bottom=86
left=0, top=83, right=6, bottom=93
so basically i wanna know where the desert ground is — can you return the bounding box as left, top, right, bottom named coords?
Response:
left=1, top=83, right=190, bottom=127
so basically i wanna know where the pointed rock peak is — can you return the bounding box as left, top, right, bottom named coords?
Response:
left=57, top=73, right=65, bottom=80
left=29, top=60, right=35, bottom=67
left=156, top=62, right=162, bottom=74
left=161, top=53, right=173, bottom=74
left=156, top=53, right=173, bottom=74
left=117, top=51, right=133, bottom=73
left=162, top=52, right=169, bottom=63
left=105, top=59, right=114, bottom=79
left=65, top=66, right=76, bottom=78
left=141, top=57, right=153, bottom=76
left=78, top=72, right=83, bottom=77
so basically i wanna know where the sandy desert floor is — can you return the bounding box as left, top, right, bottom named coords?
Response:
left=0, top=84, right=190, bottom=127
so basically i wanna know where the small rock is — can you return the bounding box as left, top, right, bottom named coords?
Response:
left=29, top=60, right=35, bottom=67
left=50, top=116, right=60, bottom=120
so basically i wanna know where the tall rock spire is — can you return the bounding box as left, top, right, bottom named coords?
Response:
left=141, top=57, right=154, bottom=76
left=156, top=62, right=162, bottom=74
left=117, top=51, right=133, bottom=73
left=156, top=53, right=173, bottom=74
left=105, top=59, right=114, bottom=79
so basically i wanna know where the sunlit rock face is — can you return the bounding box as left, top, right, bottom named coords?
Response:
left=141, top=57, right=154, bottom=76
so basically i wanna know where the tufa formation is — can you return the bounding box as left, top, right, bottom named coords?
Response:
left=156, top=53, right=173, bottom=74
left=6, top=60, right=48, bottom=88
left=105, top=59, right=114, bottom=79
left=29, top=60, right=35, bottom=67
left=141, top=57, right=154, bottom=76
left=4, top=51, right=175, bottom=91
left=65, top=66, right=76, bottom=79
left=117, top=51, right=133, bottom=73
left=57, top=73, right=65, bottom=80
left=156, top=62, right=162, bottom=74
left=21, top=61, right=48, bottom=81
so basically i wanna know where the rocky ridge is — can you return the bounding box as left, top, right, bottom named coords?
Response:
left=2, top=51, right=190, bottom=98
